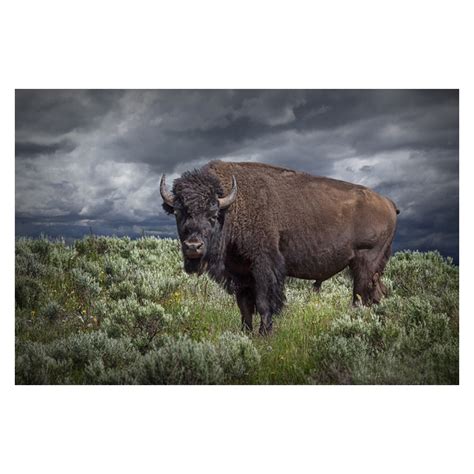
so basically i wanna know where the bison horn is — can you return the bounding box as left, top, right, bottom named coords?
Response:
left=160, top=174, right=175, bottom=207
left=218, top=176, right=237, bottom=209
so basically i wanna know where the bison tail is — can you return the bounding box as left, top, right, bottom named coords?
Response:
left=388, top=198, right=400, bottom=215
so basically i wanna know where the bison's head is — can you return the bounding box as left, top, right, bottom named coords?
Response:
left=160, top=170, right=237, bottom=274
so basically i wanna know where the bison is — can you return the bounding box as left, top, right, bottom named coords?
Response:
left=160, top=161, right=399, bottom=335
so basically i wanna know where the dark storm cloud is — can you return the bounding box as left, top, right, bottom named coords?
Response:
left=16, top=139, right=76, bottom=158
left=105, top=89, right=458, bottom=181
left=15, top=90, right=459, bottom=262
left=15, top=89, right=123, bottom=137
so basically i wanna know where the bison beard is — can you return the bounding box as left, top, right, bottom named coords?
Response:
left=161, top=161, right=399, bottom=336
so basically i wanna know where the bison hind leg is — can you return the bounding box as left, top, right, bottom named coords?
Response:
left=350, top=242, right=392, bottom=306
left=313, top=280, right=322, bottom=293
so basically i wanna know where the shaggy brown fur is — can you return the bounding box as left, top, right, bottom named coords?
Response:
left=162, top=160, right=399, bottom=335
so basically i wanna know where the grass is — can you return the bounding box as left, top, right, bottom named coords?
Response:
left=15, top=236, right=459, bottom=384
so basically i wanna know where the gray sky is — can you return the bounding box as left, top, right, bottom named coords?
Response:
left=15, top=90, right=459, bottom=261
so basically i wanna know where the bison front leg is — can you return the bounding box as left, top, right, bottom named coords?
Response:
left=236, top=288, right=255, bottom=333
left=253, top=255, right=286, bottom=336
left=255, top=297, right=273, bottom=336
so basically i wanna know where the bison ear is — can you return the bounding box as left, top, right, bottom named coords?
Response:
left=218, top=176, right=237, bottom=209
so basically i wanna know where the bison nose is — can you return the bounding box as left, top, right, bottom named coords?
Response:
left=183, top=239, right=204, bottom=251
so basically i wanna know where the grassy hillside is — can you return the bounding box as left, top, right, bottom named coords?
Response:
left=15, top=236, right=459, bottom=384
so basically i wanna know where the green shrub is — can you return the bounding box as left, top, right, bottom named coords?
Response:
left=16, top=341, right=56, bottom=384
left=39, top=301, right=63, bottom=322
left=15, top=238, right=459, bottom=385
left=109, top=280, right=136, bottom=300
left=98, top=297, right=169, bottom=351
left=71, top=268, right=101, bottom=299
left=78, top=259, right=102, bottom=280
left=136, top=333, right=260, bottom=384
left=16, top=250, right=46, bottom=278
left=310, top=301, right=458, bottom=384
left=29, top=237, right=51, bottom=262
left=386, top=250, right=458, bottom=298
left=16, top=331, right=141, bottom=384
left=137, top=336, right=224, bottom=384
left=15, top=330, right=260, bottom=385
left=15, top=276, right=43, bottom=309
left=216, top=332, right=261, bottom=382
left=103, top=255, right=129, bottom=284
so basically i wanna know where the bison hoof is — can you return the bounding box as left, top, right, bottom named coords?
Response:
left=259, top=324, right=273, bottom=336
left=352, top=294, right=364, bottom=307
left=241, top=324, right=253, bottom=334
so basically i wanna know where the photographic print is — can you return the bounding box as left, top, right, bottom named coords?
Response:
left=15, top=90, right=459, bottom=384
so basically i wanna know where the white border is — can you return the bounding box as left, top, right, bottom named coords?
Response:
left=1, top=1, right=472, bottom=473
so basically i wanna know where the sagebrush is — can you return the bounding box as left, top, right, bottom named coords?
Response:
left=15, top=236, right=459, bottom=384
